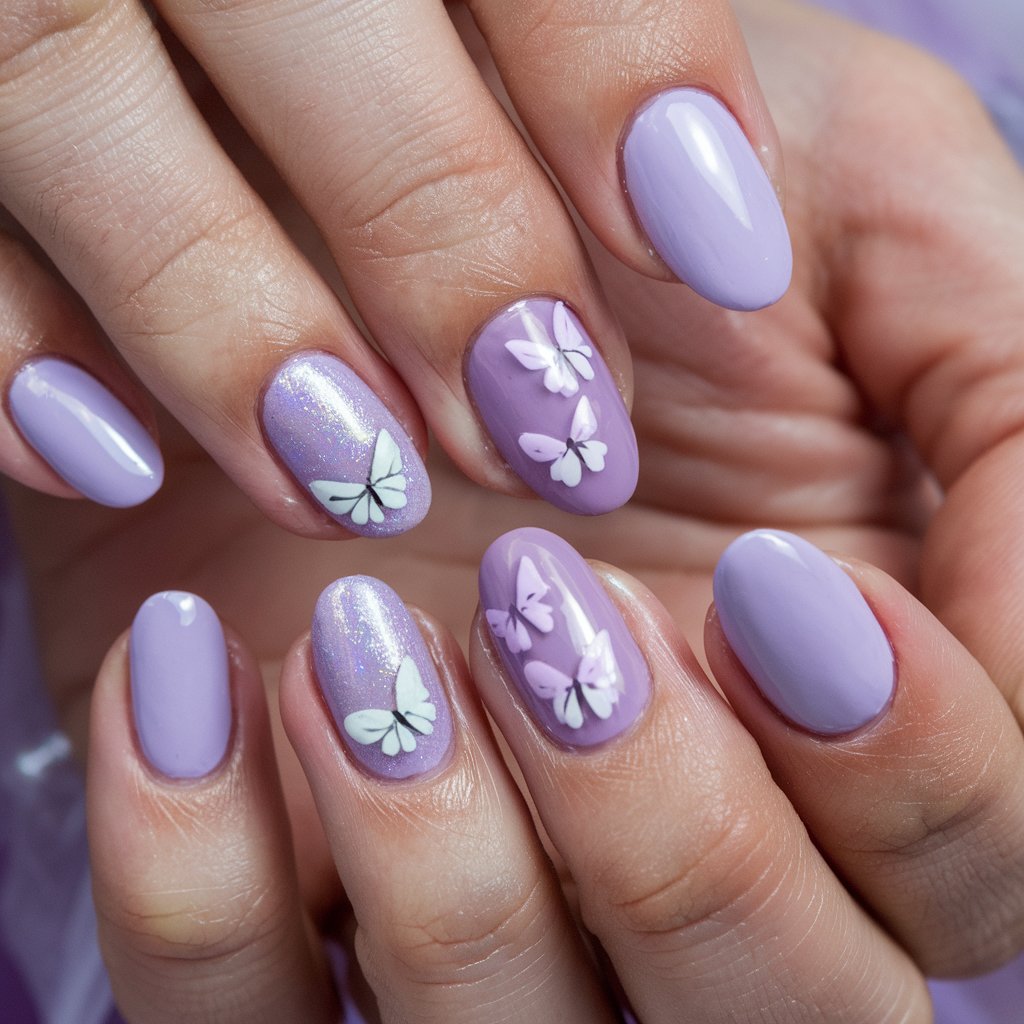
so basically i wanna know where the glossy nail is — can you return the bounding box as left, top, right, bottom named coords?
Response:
left=466, top=298, right=638, bottom=515
left=261, top=353, right=430, bottom=537
left=130, top=592, right=232, bottom=779
left=622, top=88, right=792, bottom=311
left=479, top=527, right=650, bottom=747
left=8, top=358, right=162, bottom=507
left=311, top=575, right=453, bottom=780
left=713, top=530, right=895, bottom=735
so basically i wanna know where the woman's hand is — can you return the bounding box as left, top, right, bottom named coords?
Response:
left=0, top=0, right=788, bottom=532
left=8, top=0, right=1024, bottom=1019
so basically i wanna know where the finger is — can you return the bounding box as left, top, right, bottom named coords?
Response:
left=154, top=0, right=639, bottom=515
left=473, top=528, right=931, bottom=1024
left=0, top=226, right=161, bottom=505
left=741, top=9, right=1024, bottom=718
left=468, top=0, right=793, bottom=310
left=707, top=529, right=1024, bottom=977
left=88, top=591, right=336, bottom=1023
left=280, top=575, right=617, bottom=1024
left=0, top=0, right=429, bottom=538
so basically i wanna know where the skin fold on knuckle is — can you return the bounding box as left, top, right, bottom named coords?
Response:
left=0, top=0, right=119, bottom=74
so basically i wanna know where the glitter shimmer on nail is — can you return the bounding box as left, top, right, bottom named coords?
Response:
left=261, top=353, right=431, bottom=537
left=311, top=575, right=453, bottom=780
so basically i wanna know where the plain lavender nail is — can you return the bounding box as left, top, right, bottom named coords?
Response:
left=130, top=592, right=232, bottom=779
left=622, top=88, right=792, bottom=311
left=311, top=576, right=453, bottom=781
left=713, top=530, right=895, bottom=735
left=479, top=527, right=650, bottom=748
left=8, top=358, right=162, bottom=507
left=261, top=352, right=430, bottom=537
left=466, top=298, right=638, bottom=515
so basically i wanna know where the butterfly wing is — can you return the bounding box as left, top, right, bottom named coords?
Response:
left=368, top=430, right=407, bottom=512
left=524, top=661, right=572, bottom=701
left=519, top=433, right=567, bottom=464
left=552, top=302, right=594, bottom=383
left=569, top=396, right=598, bottom=443
left=310, top=480, right=368, bottom=519
left=485, top=608, right=509, bottom=639
left=343, top=708, right=397, bottom=746
left=380, top=722, right=403, bottom=756
left=394, top=656, right=436, bottom=735
left=559, top=686, right=584, bottom=729
left=550, top=449, right=583, bottom=487
left=505, top=335, right=576, bottom=396
left=578, top=441, right=607, bottom=474
left=395, top=721, right=419, bottom=753
left=516, top=556, right=554, bottom=634
left=581, top=684, right=617, bottom=720
left=577, top=629, right=619, bottom=690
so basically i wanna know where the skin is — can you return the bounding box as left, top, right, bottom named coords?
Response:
left=6, top=0, right=1024, bottom=1019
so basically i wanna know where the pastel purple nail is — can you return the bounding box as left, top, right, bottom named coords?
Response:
left=261, top=352, right=430, bottom=537
left=713, top=530, right=895, bottom=735
left=311, top=575, right=453, bottom=780
left=8, top=357, right=162, bottom=507
left=465, top=298, right=638, bottom=515
left=622, top=88, right=792, bottom=311
left=130, top=592, right=232, bottom=779
left=479, top=527, right=650, bottom=748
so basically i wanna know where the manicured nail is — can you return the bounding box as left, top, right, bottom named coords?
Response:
left=479, top=527, right=650, bottom=747
left=311, top=575, right=453, bottom=780
left=465, top=298, right=638, bottom=515
left=8, top=357, right=163, bottom=507
left=622, top=88, right=792, bottom=311
left=713, top=530, right=895, bottom=735
left=130, top=592, right=232, bottom=779
left=261, top=353, right=430, bottom=537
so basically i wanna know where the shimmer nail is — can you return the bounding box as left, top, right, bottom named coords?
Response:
left=261, top=353, right=430, bottom=537
left=8, top=358, right=163, bottom=507
left=465, top=298, right=638, bottom=515
left=479, top=527, right=650, bottom=747
left=622, top=88, right=792, bottom=311
left=311, top=576, right=453, bottom=780
left=130, top=592, right=232, bottom=779
left=713, top=530, right=895, bottom=735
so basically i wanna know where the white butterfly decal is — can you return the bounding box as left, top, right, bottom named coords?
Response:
left=518, top=395, right=607, bottom=488
left=523, top=630, right=620, bottom=730
left=343, top=655, right=437, bottom=756
left=504, top=300, right=595, bottom=397
left=310, top=429, right=407, bottom=526
left=485, top=555, right=554, bottom=654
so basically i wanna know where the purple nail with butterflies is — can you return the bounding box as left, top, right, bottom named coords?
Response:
left=479, top=527, right=651, bottom=748
left=311, top=575, right=453, bottom=780
left=465, top=298, right=639, bottom=515
left=261, top=352, right=431, bottom=538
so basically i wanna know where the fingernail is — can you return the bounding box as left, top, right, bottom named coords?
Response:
left=479, top=527, right=650, bottom=747
left=622, top=88, right=792, bottom=311
left=8, top=357, right=163, bottom=507
left=713, top=530, right=895, bottom=735
left=465, top=298, right=638, bottom=515
left=261, top=353, right=431, bottom=537
left=130, top=592, right=232, bottom=779
left=311, top=575, right=453, bottom=780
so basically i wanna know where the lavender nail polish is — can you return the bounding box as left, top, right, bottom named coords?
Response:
left=8, top=357, right=162, bottom=507
left=466, top=298, right=638, bottom=515
left=311, top=576, right=453, bottom=780
left=130, top=592, right=232, bottom=779
left=622, top=88, right=792, bottom=311
left=261, top=353, right=430, bottom=537
left=479, top=527, right=650, bottom=748
left=713, top=530, right=895, bottom=735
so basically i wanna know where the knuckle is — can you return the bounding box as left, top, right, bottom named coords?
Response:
left=0, top=0, right=117, bottom=73
left=594, top=800, right=776, bottom=949
left=370, top=873, right=551, bottom=986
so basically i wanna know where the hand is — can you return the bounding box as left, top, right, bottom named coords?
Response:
left=11, top=0, right=1024, bottom=1019
left=0, top=0, right=787, bottom=533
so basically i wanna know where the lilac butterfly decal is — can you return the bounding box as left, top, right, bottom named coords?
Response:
left=504, top=301, right=595, bottom=397
left=518, top=395, right=607, bottom=488
left=485, top=555, right=554, bottom=654
left=524, top=629, right=620, bottom=729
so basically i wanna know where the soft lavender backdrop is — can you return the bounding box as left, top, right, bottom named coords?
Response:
left=2, top=2, right=1022, bottom=1020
